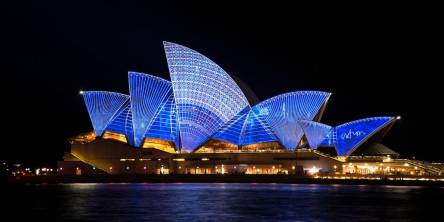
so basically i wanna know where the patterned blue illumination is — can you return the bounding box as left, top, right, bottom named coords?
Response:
left=334, top=117, right=395, bottom=156
left=128, top=72, right=172, bottom=147
left=212, top=107, right=250, bottom=145
left=79, top=42, right=398, bottom=155
left=254, top=91, right=331, bottom=149
left=174, top=104, right=225, bottom=151
left=144, top=92, right=180, bottom=148
left=299, top=120, right=333, bottom=149
left=81, top=91, right=129, bottom=136
left=240, top=108, right=279, bottom=145
left=320, top=130, right=337, bottom=147
left=105, top=100, right=134, bottom=145
left=212, top=106, right=280, bottom=146
left=164, top=41, right=250, bottom=151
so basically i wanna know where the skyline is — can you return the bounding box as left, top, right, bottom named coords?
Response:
left=3, top=1, right=441, bottom=164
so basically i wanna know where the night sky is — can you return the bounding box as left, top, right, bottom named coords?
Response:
left=3, top=1, right=442, bottom=165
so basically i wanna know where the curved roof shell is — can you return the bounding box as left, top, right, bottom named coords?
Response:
left=299, top=120, right=333, bottom=149
left=128, top=72, right=172, bottom=147
left=81, top=91, right=129, bottom=137
left=79, top=41, right=398, bottom=154
left=163, top=41, right=250, bottom=151
left=253, top=91, right=331, bottom=149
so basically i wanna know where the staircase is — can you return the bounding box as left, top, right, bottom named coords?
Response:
left=404, top=160, right=442, bottom=175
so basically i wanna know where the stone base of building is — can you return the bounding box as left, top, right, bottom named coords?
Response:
left=58, top=138, right=443, bottom=177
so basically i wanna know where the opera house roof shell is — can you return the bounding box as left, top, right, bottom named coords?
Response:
left=80, top=42, right=398, bottom=156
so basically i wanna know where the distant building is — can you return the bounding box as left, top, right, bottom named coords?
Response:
left=58, top=42, right=442, bottom=177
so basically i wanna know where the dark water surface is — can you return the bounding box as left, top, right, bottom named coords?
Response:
left=4, top=183, right=443, bottom=221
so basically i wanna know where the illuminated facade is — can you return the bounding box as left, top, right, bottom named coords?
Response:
left=251, top=91, right=331, bottom=149
left=81, top=91, right=129, bottom=137
left=164, top=41, right=250, bottom=151
left=105, top=101, right=134, bottom=145
left=60, top=41, right=432, bottom=176
left=299, top=120, right=332, bottom=149
left=128, top=72, right=173, bottom=147
left=318, top=117, right=397, bottom=156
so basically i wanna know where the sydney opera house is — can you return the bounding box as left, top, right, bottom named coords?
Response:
left=59, top=42, right=443, bottom=176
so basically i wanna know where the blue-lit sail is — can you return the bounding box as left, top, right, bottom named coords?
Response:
left=212, top=107, right=250, bottom=145
left=144, top=92, right=179, bottom=148
left=128, top=72, right=172, bottom=147
left=320, top=130, right=337, bottom=147
left=254, top=91, right=331, bottom=149
left=78, top=41, right=399, bottom=155
left=299, top=120, right=333, bottom=149
left=335, top=117, right=395, bottom=156
left=164, top=41, right=250, bottom=151
left=240, top=108, right=279, bottom=145
left=81, top=91, right=129, bottom=136
left=105, top=100, right=134, bottom=145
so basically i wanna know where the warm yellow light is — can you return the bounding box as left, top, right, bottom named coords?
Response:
left=396, top=116, right=402, bottom=120
left=103, top=131, right=128, bottom=143
left=308, top=166, right=319, bottom=175
left=173, top=158, right=185, bottom=161
left=142, top=138, right=175, bottom=153
left=201, top=158, right=209, bottom=161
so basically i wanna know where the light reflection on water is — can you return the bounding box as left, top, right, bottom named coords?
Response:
left=6, top=183, right=444, bottom=221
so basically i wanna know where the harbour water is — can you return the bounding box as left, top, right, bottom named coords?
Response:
left=5, top=183, right=443, bottom=221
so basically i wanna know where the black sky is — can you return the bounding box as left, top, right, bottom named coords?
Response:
left=3, top=1, right=442, bottom=164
